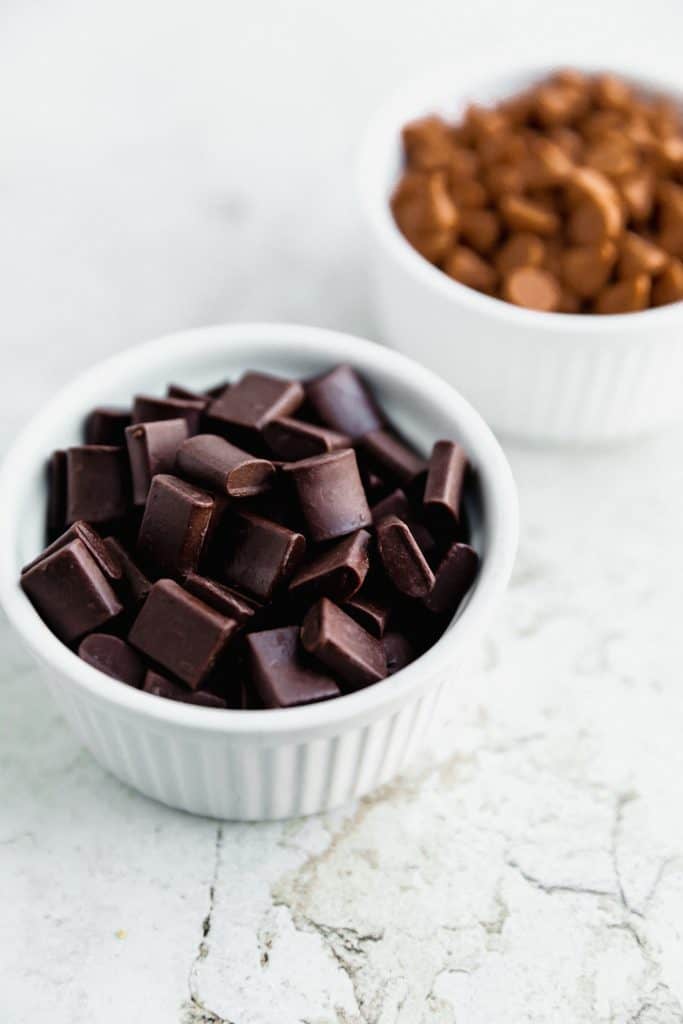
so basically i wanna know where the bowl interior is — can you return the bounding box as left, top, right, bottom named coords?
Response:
left=0, top=324, right=517, bottom=730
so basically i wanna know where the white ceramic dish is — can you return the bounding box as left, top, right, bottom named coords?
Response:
left=358, top=64, right=683, bottom=444
left=0, top=323, right=517, bottom=820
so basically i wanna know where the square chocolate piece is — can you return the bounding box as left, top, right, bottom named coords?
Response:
left=137, top=474, right=215, bottom=579
left=246, top=626, right=340, bottom=708
left=66, top=445, right=131, bottom=524
left=129, top=579, right=238, bottom=689
left=207, top=372, right=304, bottom=444
left=21, top=538, right=123, bottom=643
left=222, top=512, right=306, bottom=602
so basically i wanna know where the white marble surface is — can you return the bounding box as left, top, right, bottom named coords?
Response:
left=2, top=2, right=683, bottom=1022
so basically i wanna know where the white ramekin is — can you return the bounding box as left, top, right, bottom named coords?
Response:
left=358, top=64, right=683, bottom=445
left=0, top=324, right=517, bottom=820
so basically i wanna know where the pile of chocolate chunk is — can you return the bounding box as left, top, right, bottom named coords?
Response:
left=20, top=365, right=480, bottom=709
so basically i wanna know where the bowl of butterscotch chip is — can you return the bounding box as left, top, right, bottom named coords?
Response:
left=359, top=65, right=683, bottom=443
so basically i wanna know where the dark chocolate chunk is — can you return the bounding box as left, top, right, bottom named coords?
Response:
left=300, top=598, right=387, bottom=691
left=377, top=515, right=435, bottom=598
left=23, top=521, right=122, bottom=580
left=360, top=429, right=426, bottom=486
left=371, top=487, right=411, bottom=525
left=383, top=632, right=416, bottom=675
left=137, top=474, right=215, bottom=578
left=222, top=512, right=306, bottom=602
left=132, top=395, right=206, bottom=435
left=207, top=372, right=305, bottom=440
left=282, top=449, right=371, bottom=542
left=167, top=384, right=209, bottom=403
left=129, top=579, right=238, bottom=689
left=66, top=445, right=131, bottom=524
left=423, top=542, right=479, bottom=615
left=343, top=583, right=392, bottom=638
left=246, top=626, right=340, bottom=708
left=125, top=418, right=189, bottom=505
left=176, top=434, right=275, bottom=497
left=183, top=570, right=258, bottom=625
left=46, top=450, right=67, bottom=542
left=289, top=529, right=371, bottom=603
left=78, top=633, right=146, bottom=687
left=84, top=407, right=131, bottom=446
left=423, top=440, right=468, bottom=529
left=142, top=669, right=228, bottom=708
left=306, top=365, right=384, bottom=439
left=263, top=417, right=351, bottom=462
left=205, top=380, right=230, bottom=399
left=21, top=538, right=123, bottom=643
left=103, top=537, right=152, bottom=608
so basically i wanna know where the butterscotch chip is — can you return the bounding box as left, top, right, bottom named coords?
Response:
left=449, top=176, right=488, bottom=208
left=618, top=232, right=668, bottom=278
left=652, top=260, right=683, bottom=305
left=443, top=246, right=497, bottom=294
left=495, top=233, right=546, bottom=275
left=557, top=287, right=582, bottom=313
left=500, top=194, right=560, bottom=236
left=653, top=136, right=683, bottom=172
left=459, top=208, right=500, bottom=254
left=485, top=163, right=526, bottom=197
left=567, top=168, right=623, bottom=242
left=524, top=136, right=574, bottom=186
left=578, top=109, right=627, bottom=140
left=462, top=104, right=508, bottom=142
left=619, top=170, right=656, bottom=222
left=553, top=68, right=590, bottom=91
left=594, top=74, right=633, bottom=112
left=535, top=84, right=588, bottom=126
left=657, top=182, right=683, bottom=258
left=548, top=126, right=584, bottom=161
left=391, top=172, right=458, bottom=263
left=449, top=146, right=480, bottom=180
left=477, top=132, right=527, bottom=166
left=561, top=241, right=617, bottom=298
left=502, top=266, right=561, bottom=311
left=402, top=116, right=455, bottom=171
left=584, top=137, right=638, bottom=178
left=594, top=273, right=651, bottom=313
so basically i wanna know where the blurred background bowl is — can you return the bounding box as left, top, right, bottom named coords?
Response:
left=359, top=64, right=683, bottom=445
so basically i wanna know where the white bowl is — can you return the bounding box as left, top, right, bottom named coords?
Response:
left=358, top=64, right=683, bottom=444
left=0, top=323, right=517, bottom=820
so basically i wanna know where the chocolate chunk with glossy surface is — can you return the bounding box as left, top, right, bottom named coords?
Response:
left=370, top=487, right=412, bottom=525
left=23, top=521, right=122, bottom=580
left=222, top=512, right=306, bottom=602
left=246, top=626, right=340, bottom=708
left=383, top=632, right=416, bottom=675
left=21, top=538, right=123, bottom=643
left=423, top=440, right=468, bottom=528
left=46, top=450, right=67, bottom=542
left=423, top=542, right=480, bottom=615
left=343, top=582, right=392, bottom=638
left=137, top=474, right=215, bottom=578
left=66, top=446, right=131, bottom=524
left=78, top=633, right=146, bottom=687
left=103, top=537, right=152, bottom=608
left=360, top=429, right=426, bottom=486
left=207, top=372, right=304, bottom=439
left=176, top=434, right=275, bottom=497
left=289, top=529, right=371, bottom=603
left=300, top=598, right=387, bottom=691
left=263, top=417, right=351, bottom=462
left=85, top=407, right=131, bottom=446
left=377, top=515, right=435, bottom=598
left=305, top=365, right=384, bottom=439
left=132, top=395, right=206, bottom=435
left=129, top=579, right=238, bottom=689
left=282, top=449, right=371, bottom=542
left=167, top=384, right=209, bottom=402
left=183, top=570, right=258, bottom=625
left=125, top=418, right=189, bottom=505
left=142, top=669, right=228, bottom=708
